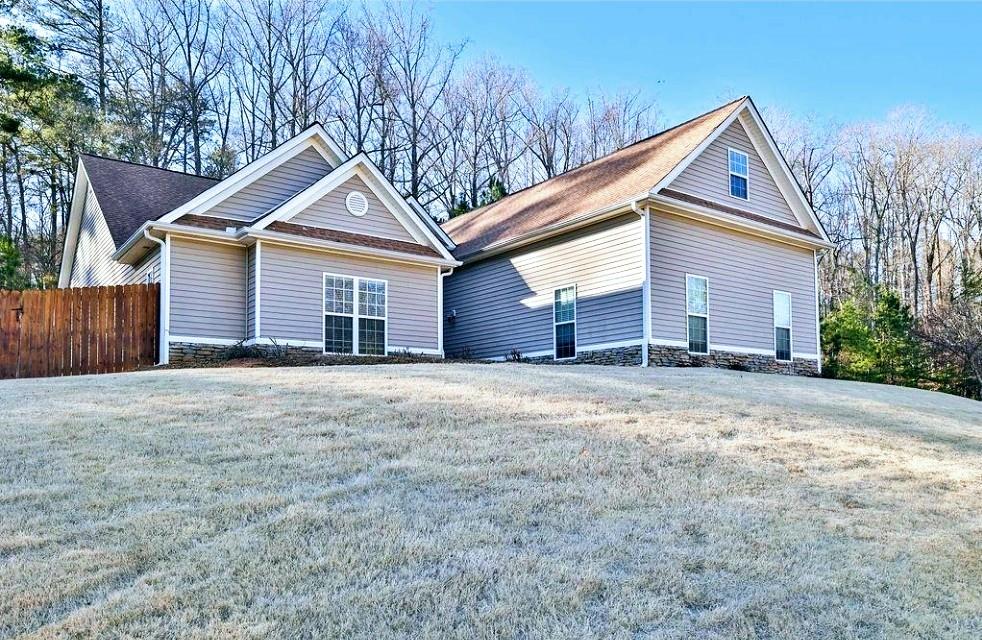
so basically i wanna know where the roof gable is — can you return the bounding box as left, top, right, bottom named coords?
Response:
left=441, top=97, right=746, bottom=258
left=668, top=119, right=799, bottom=226
left=290, top=173, right=416, bottom=243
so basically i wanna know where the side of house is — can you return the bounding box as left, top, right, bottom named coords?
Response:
left=442, top=97, right=830, bottom=375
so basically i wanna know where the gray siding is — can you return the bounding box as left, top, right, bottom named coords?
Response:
left=444, top=214, right=645, bottom=359
left=669, top=120, right=799, bottom=226
left=291, top=174, right=417, bottom=242
left=207, top=147, right=332, bottom=222
left=124, top=249, right=161, bottom=285
left=260, top=243, right=439, bottom=350
left=69, top=186, right=135, bottom=286
left=169, top=238, right=247, bottom=340
left=650, top=211, right=818, bottom=356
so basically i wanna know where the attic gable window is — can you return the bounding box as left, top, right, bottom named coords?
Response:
left=728, top=148, right=749, bottom=200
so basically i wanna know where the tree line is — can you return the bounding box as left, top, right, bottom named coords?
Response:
left=0, top=0, right=978, bottom=397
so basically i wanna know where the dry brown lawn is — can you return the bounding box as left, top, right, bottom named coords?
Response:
left=0, top=364, right=980, bottom=639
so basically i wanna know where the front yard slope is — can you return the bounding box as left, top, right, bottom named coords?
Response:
left=1, top=365, right=979, bottom=639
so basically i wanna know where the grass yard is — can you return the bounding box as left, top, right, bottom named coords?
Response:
left=0, top=364, right=980, bottom=639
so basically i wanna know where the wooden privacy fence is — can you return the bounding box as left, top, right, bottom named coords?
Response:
left=0, top=284, right=159, bottom=379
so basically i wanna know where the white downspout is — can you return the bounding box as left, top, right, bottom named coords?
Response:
left=632, top=200, right=651, bottom=367
left=438, top=267, right=454, bottom=358
left=144, top=230, right=170, bottom=365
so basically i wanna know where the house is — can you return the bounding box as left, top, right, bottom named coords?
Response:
left=440, top=96, right=831, bottom=374
left=58, top=125, right=461, bottom=364
left=59, top=96, right=831, bottom=375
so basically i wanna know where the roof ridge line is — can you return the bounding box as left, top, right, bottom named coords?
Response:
left=80, top=153, right=221, bottom=181
left=442, top=95, right=748, bottom=225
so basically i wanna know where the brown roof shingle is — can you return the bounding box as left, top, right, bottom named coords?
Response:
left=81, top=155, right=218, bottom=248
left=441, top=97, right=747, bottom=258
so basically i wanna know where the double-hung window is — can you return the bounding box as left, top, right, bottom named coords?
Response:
left=728, top=148, right=749, bottom=200
left=773, top=291, right=792, bottom=362
left=553, top=285, right=576, bottom=360
left=686, top=275, right=709, bottom=354
left=323, top=273, right=387, bottom=355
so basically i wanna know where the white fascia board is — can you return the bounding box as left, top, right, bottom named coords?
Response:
left=648, top=194, right=833, bottom=250
left=246, top=228, right=461, bottom=268
left=408, top=196, right=456, bottom=250
left=113, top=222, right=241, bottom=261
left=58, top=161, right=90, bottom=287
left=157, top=125, right=345, bottom=225
left=251, top=154, right=366, bottom=230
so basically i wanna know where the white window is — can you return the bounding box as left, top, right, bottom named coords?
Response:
left=728, top=148, right=749, bottom=200
left=323, top=273, right=387, bottom=355
left=553, top=285, right=576, bottom=360
left=773, top=291, right=792, bottom=362
left=686, top=275, right=709, bottom=354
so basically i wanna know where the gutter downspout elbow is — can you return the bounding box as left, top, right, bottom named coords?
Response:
left=632, top=199, right=651, bottom=368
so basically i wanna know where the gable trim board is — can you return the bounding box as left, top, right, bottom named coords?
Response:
left=157, top=124, right=343, bottom=225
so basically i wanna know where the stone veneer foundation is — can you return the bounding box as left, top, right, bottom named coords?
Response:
left=521, top=343, right=819, bottom=376
left=168, top=341, right=323, bottom=365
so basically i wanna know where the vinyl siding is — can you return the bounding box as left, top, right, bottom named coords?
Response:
left=669, top=120, right=799, bottom=226
left=206, top=147, right=333, bottom=222
left=124, top=249, right=161, bottom=285
left=444, top=214, right=645, bottom=359
left=650, top=211, right=818, bottom=356
left=69, top=186, right=136, bottom=286
left=290, top=174, right=417, bottom=242
left=259, top=243, right=439, bottom=350
left=169, top=238, right=247, bottom=340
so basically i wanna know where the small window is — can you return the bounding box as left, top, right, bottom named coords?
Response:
left=774, top=291, right=792, bottom=362
left=686, top=275, right=709, bottom=354
left=554, top=285, right=576, bottom=359
left=728, top=149, right=749, bottom=200
left=323, top=274, right=387, bottom=355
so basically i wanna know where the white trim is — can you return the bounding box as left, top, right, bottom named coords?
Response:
left=322, top=272, right=389, bottom=356
left=168, top=335, right=241, bottom=346
left=243, top=337, right=323, bottom=348
left=552, top=284, right=577, bottom=360
left=58, top=161, right=90, bottom=287
left=387, top=346, right=443, bottom=356
left=254, top=241, right=262, bottom=340
left=727, top=147, right=750, bottom=201
left=436, top=267, right=444, bottom=358
left=247, top=229, right=459, bottom=268
left=684, top=274, right=709, bottom=355
left=157, top=124, right=344, bottom=225
left=640, top=207, right=652, bottom=367
left=650, top=338, right=689, bottom=349
left=813, top=250, right=823, bottom=374
left=773, top=290, right=793, bottom=362
left=408, top=196, right=456, bottom=250
left=652, top=99, right=746, bottom=193
left=486, top=339, right=644, bottom=362
left=161, top=234, right=171, bottom=364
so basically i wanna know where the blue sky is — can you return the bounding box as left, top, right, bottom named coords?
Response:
left=429, top=2, right=982, bottom=131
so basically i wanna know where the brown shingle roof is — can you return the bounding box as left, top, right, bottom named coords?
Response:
left=441, top=97, right=747, bottom=258
left=266, top=221, right=442, bottom=258
left=81, top=155, right=218, bottom=248
left=174, top=214, right=244, bottom=231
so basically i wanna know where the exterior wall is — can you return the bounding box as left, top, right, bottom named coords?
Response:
left=649, top=210, right=819, bottom=358
left=290, top=174, right=417, bottom=242
left=207, top=147, right=333, bottom=222
left=126, top=250, right=161, bottom=285
left=69, top=186, right=136, bottom=286
left=443, top=214, right=645, bottom=360
left=669, top=120, right=799, bottom=226
left=169, top=237, right=248, bottom=340
left=246, top=244, right=256, bottom=338
left=648, top=345, right=819, bottom=376
left=259, top=242, right=440, bottom=352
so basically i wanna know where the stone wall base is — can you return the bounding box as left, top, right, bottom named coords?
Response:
left=167, top=341, right=438, bottom=366
left=523, top=344, right=643, bottom=366
left=648, top=345, right=819, bottom=376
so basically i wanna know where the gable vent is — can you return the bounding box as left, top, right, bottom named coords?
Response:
left=345, top=191, right=369, bottom=217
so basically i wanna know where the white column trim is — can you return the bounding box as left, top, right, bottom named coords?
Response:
left=641, top=207, right=652, bottom=367
left=254, top=240, right=262, bottom=340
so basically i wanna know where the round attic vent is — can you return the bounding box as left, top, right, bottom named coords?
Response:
left=345, top=191, right=369, bottom=217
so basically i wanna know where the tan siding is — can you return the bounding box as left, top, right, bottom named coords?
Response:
left=207, top=147, right=332, bottom=222
left=291, top=174, right=417, bottom=242
left=669, top=120, right=799, bottom=225
left=649, top=211, right=818, bottom=356
left=169, top=238, right=247, bottom=339
left=69, top=186, right=136, bottom=286
left=444, top=214, right=645, bottom=359
left=260, top=243, right=439, bottom=350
